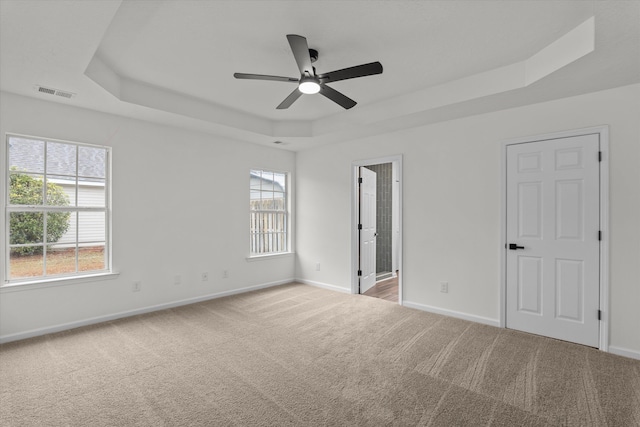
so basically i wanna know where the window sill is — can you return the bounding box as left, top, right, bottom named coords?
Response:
left=1, top=272, right=120, bottom=293
left=245, top=252, right=294, bottom=262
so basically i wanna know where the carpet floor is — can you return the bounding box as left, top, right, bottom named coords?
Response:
left=1, top=283, right=639, bottom=426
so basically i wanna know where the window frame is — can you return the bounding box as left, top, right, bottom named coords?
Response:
left=249, top=168, right=290, bottom=258
left=3, top=134, right=112, bottom=285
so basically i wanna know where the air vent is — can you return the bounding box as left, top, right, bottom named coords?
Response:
left=38, top=86, right=56, bottom=95
left=55, top=90, right=74, bottom=98
left=35, top=85, right=76, bottom=99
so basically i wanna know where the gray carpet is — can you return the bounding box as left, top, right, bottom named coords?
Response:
left=1, top=283, right=639, bottom=426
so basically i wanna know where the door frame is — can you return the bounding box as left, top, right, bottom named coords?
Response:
left=351, top=155, right=403, bottom=304
left=500, top=126, right=609, bottom=351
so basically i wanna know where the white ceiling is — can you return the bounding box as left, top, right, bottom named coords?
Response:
left=1, top=0, right=638, bottom=151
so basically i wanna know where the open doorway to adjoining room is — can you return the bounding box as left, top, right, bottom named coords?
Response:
left=352, top=155, right=402, bottom=304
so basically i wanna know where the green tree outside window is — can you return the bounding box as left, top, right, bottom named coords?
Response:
left=9, top=173, right=70, bottom=255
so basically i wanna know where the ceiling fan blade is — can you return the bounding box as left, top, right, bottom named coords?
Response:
left=318, top=62, right=383, bottom=84
left=286, top=34, right=314, bottom=76
left=234, top=73, right=299, bottom=83
left=276, top=88, right=303, bottom=109
left=319, top=84, right=357, bottom=109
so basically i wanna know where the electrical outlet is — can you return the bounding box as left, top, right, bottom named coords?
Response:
left=132, top=281, right=141, bottom=292
left=201, top=272, right=209, bottom=282
left=174, top=275, right=181, bottom=285
left=222, top=270, right=229, bottom=279
left=440, top=282, right=448, bottom=293
left=315, top=262, right=321, bottom=271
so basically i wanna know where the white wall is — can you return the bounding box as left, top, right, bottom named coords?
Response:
left=296, top=84, right=640, bottom=356
left=0, top=92, right=296, bottom=340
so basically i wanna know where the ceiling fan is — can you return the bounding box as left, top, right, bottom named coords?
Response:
left=234, top=34, right=383, bottom=110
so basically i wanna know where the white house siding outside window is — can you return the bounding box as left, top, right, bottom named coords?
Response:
left=5, top=135, right=111, bottom=283
left=250, top=169, right=288, bottom=255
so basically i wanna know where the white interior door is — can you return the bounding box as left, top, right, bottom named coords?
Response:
left=359, top=167, right=377, bottom=293
left=506, top=134, right=600, bottom=347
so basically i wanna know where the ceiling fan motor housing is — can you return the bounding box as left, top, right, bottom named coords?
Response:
left=309, top=49, right=318, bottom=63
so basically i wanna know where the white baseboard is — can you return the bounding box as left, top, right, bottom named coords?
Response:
left=403, top=300, right=500, bottom=327
left=404, top=302, right=640, bottom=359
left=7, top=278, right=632, bottom=360
left=0, top=278, right=294, bottom=344
left=296, top=278, right=351, bottom=294
left=609, top=345, right=640, bottom=361
left=299, top=281, right=499, bottom=326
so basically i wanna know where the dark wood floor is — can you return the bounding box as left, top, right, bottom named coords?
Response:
left=363, top=274, right=398, bottom=303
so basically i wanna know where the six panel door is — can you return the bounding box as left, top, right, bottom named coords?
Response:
left=506, top=134, right=600, bottom=347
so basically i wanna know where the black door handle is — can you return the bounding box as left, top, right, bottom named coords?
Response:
left=508, top=243, right=525, bottom=250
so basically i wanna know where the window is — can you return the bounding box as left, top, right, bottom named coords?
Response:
left=250, top=169, right=288, bottom=255
left=5, top=135, right=111, bottom=283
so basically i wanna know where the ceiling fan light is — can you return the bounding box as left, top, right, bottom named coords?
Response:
left=298, top=79, right=320, bottom=94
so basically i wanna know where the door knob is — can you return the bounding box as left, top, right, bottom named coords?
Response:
left=508, top=243, right=525, bottom=250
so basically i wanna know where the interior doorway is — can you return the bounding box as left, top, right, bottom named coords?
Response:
left=352, top=155, right=402, bottom=304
